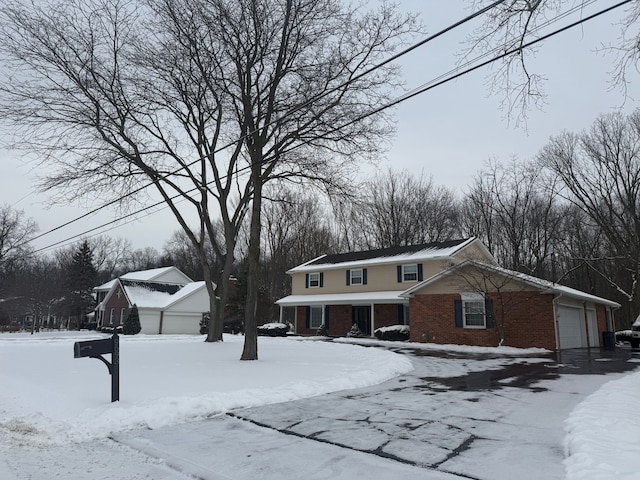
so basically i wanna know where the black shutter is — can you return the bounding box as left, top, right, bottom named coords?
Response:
left=485, top=299, right=494, bottom=328
left=363, top=268, right=368, bottom=285
left=324, top=306, right=330, bottom=330
left=397, top=265, right=402, bottom=283
left=418, top=264, right=424, bottom=281
left=397, top=304, right=404, bottom=324
left=319, top=272, right=324, bottom=287
left=305, top=274, right=309, bottom=289
left=454, top=300, right=463, bottom=328
left=346, top=270, right=350, bottom=286
left=305, top=306, right=310, bottom=329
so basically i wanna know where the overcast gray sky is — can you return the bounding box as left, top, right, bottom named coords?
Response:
left=2, top=0, right=638, bottom=253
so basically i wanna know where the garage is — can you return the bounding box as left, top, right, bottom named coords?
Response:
left=556, top=305, right=588, bottom=349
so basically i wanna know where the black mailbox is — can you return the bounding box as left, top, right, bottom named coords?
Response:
left=74, top=338, right=114, bottom=358
left=73, top=334, right=119, bottom=402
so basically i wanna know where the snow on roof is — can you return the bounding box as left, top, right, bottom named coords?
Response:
left=123, top=281, right=207, bottom=309
left=401, top=261, right=621, bottom=308
left=276, top=291, right=407, bottom=306
left=288, top=238, right=476, bottom=273
left=121, top=266, right=182, bottom=282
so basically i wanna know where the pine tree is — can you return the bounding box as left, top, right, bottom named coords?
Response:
left=65, top=240, right=97, bottom=329
left=123, top=304, right=141, bottom=335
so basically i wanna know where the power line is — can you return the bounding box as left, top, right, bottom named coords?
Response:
left=24, top=0, right=509, bottom=248
left=28, top=0, right=631, bottom=253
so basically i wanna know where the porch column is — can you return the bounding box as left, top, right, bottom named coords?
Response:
left=279, top=305, right=284, bottom=323
left=370, top=303, right=375, bottom=336
left=294, top=307, right=298, bottom=334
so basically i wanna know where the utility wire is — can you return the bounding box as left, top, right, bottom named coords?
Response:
left=30, top=0, right=631, bottom=253
left=25, top=0, right=508, bottom=247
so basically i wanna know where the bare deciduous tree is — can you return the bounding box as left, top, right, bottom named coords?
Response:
left=539, top=108, right=640, bottom=319
left=0, top=0, right=418, bottom=359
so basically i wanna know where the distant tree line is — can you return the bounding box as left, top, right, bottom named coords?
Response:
left=1, top=109, right=639, bottom=330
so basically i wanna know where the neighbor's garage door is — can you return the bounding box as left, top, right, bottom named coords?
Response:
left=557, top=305, right=587, bottom=349
left=162, top=313, right=201, bottom=335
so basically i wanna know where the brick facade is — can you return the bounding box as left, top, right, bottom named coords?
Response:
left=296, top=304, right=402, bottom=336
left=409, top=292, right=557, bottom=350
left=102, top=284, right=131, bottom=328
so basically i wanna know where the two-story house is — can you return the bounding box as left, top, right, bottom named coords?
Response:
left=94, top=266, right=210, bottom=334
left=276, top=238, right=494, bottom=336
left=276, top=238, right=620, bottom=350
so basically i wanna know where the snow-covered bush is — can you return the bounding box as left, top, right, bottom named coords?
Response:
left=374, top=324, right=410, bottom=341
left=348, top=323, right=365, bottom=338
left=257, top=322, right=289, bottom=337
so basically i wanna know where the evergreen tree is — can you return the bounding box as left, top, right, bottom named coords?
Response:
left=65, top=240, right=97, bottom=329
left=123, top=304, right=141, bottom=335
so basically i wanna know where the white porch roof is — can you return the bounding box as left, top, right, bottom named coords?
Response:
left=276, top=291, right=407, bottom=306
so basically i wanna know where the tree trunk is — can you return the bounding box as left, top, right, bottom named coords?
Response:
left=241, top=168, right=262, bottom=361
left=203, top=258, right=223, bottom=342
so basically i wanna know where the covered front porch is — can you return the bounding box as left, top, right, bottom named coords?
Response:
left=276, top=291, right=409, bottom=336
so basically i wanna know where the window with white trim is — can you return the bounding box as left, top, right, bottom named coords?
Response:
left=109, top=308, right=115, bottom=325
left=120, top=308, right=126, bottom=323
left=350, top=268, right=363, bottom=285
left=308, top=272, right=321, bottom=288
left=310, top=306, right=323, bottom=329
left=461, top=293, right=486, bottom=328
left=402, top=264, right=418, bottom=282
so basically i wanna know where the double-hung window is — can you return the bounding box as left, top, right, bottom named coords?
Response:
left=310, top=306, right=323, bottom=329
left=350, top=268, right=363, bottom=285
left=109, top=308, right=115, bottom=325
left=462, top=293, right=486, bottom=328
left=403, top=264, right=418, bottom=282
left=308, top=272, right=321, bottom=288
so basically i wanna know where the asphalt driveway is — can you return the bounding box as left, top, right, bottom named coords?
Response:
left=225, top=344, right=639, bottom=480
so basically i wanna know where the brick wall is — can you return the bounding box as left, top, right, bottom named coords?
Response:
left=103, top=284, right=130, bottom=327
left=295, top=304, right=401, bottom=336
left=410, top=292, right=557, bottom=350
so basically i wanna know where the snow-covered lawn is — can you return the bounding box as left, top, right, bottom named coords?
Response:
left=1, top=331, right=639, bottom=480
left=0, top=331, right=412, bottom=444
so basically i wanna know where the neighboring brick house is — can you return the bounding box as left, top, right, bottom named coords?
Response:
left=276, top=239, right=619, bottom=350
left=276, top=238, right=496, bottom=337
left=94, top=266, right=211, bottom=334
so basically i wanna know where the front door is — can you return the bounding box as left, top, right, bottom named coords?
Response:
left=352, top=306, right=371, bottom=336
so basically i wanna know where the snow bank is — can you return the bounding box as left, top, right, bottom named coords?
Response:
left=564, top=369, right=640, bottom=480
left=0, top=332, right=412, bottom=445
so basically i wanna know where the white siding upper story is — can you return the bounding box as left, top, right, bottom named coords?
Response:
left=286, top=238, right=495, bottom=297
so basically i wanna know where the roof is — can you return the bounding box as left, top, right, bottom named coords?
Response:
left=276, top=291, right=407, bottom=306
left=123, top=281, right=207, bottom=309
left=94, top=266, right=193, bottom=292
left=401, top=261, right=621, bottom=308
left=288, top=238, right=482, bottom=273
left=120, top=266, right=191, bottom=283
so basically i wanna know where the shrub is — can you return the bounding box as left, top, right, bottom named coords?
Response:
left=257, top=322, right=289, bottom=337
left=374, top=324, right=410, bottom=341
left=348, top=323, right=365, bottom=338
left=122, top=304, right=141, bottom=335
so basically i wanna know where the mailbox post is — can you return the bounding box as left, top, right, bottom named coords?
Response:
left=74, top=333, right=120, bottom=402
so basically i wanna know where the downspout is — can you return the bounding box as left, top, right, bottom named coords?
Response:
left=159, top=311, right=164, bottom=335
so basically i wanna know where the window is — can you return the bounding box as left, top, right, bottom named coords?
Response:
left=403, top=304, right=410, bottom=325
left=310, top=306, right=323, bottom=329
left=350, top=268, right=363, bottom=285
left=462, top=293, right=486, bottom=328
left=403, top=264, right=418, bottom=282
left=120, top=308, right=126, bottom=323
left=109, top=308, right=115, bottom=325
left=309, top=272, right=320, bottom=288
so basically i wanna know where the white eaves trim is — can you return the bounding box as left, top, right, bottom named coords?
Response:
left=276, top=291, right=407, bottom=306
left=400, top=260, right=621, bottom=308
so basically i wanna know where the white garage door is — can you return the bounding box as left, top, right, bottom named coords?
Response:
left=162, top=313, right=201, bottom=335
left=557, top=305, right=587, bottom=349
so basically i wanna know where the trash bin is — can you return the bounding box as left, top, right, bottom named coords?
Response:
left=602, top=331, right=616, bottom=350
